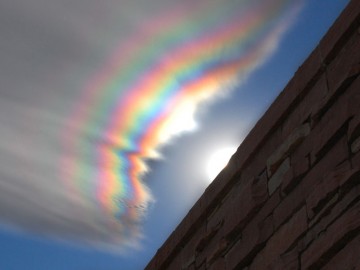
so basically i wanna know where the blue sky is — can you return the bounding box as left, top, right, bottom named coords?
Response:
left=0, top=0, right=350, bottom=269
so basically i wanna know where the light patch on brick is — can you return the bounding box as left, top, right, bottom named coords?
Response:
left=268, top=158, right=290, bottom=195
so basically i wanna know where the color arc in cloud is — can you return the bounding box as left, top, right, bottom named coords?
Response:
left=62, top=0, right=303, bottom=248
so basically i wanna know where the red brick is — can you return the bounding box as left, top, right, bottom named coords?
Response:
left=306, top=160, right=352, bottom=219
left=252, top=169, right=269, bottom=204
left=268, top=157, right=290, bottom=195
left=301, top=200, right=360, bottom=269
left=319, top=0, right=360, bottom=64
left=208, top=257, right=226, bottom=270
left=204, top=167, right=240, bottom=223
left=206, top=238, right=228, bottom=268
left=166, top=253, right=182, bottom=270
left=349, top=112, right=360, bottom=142
left=206, top=181, right=245, bottom=237
left=258, top=214, right=274, bottom=244
left=220, top=175, right=267, bottom=238
left=268, top=247, right=299, bottom=270
left=290, top=127, right=314, bottom=167
left=280, top=167, right=295, bottom=195
left=225, top=192, right=279, bottom=270
left=307, top=184, right=360, bottom=245
left=225, top=229, right=256, bottom=269
left=322, top=234, right=360, bottom=270
left=352, top=148, right=360, bottom=167
left=307, top=193, right=339, bottom=229
left=325, top=32, right=360, bottom=94
left=181, top=224, right=206, bottom=267
left=291, top=46, right=323, bottom=97
left=267, top=124, right=310, bottom=177
left=181, top=255, right=195, bottom=270
left=311, top=87, right=353, bottom=163
left=257, top=188, right=281, bottom=222
left=281, top=75, right=327, bottom=138
left=281, top=154, right=309, bottom=195
left=225, top=217, right=265, bottom=270
left=197, top=224, right=221, bottom=253
left=313, top=54, right=360, bottom=131
left=198, top=242, right=222, bottom=268
left=239, top=129, right=283, bottom=183
left=352, top=136, right=360, bottom=153
left=233, top=112, right=282, bottom=175
left=249, top=207, right=307, bottom=269
left=232, top=64, right=314, bottom=178
left=274, top=136, right=349, bottom=229
left=273, top=185, right=305, bottom=230
left=347, top=77, right=360, bottom=118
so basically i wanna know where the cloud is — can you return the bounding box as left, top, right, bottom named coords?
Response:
left=0, top=0, right=302, bottom=251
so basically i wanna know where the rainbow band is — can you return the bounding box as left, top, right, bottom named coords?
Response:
left=62, top=0, right=302, bottom=242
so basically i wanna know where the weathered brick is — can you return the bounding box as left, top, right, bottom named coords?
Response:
left=308, top=193, right=339, bottom=229
left=306, top=183, right=360, bottom=248
left=249, top=207, right=307, bottom=269
left=268, top=157, right=290, bottom=195
left=220, top=175, right=267, bottom=238
left=281, top=75, right=327, bottom=138
left=257, top=188, right=281, bottom=223
left=280, top=167, right=294, bottom=195
left=301, top=200, right=360, bottom=270
left=281, top=154, right=309, bottom=195
left=252, top=169, right=268, bottom=204
left=291, top=45, right=323, bottom=97
left=306, top=160, right=352, bottom=219
left=208, top=257, right=226, bottom=270
left=182, top=224, right=206, bottom=267
left=197, top=223, right=221, bottom=253
left=313, top=53, right=360, bottom=132
left=319, top=0, right=360, bottom=64
left=239, top=128, right=283, bottom=183
left=290, top=127, right=314, bottom=167
left=347, top=77, right=360, bottom=118
left=225, top=192, right=279, bottom=270
left=181, top=255, right=195, bottom=270
left=352, top=148, right=360, bottom=168
left=351, top=136, right=360, bottom=153
left=268, top=247, right=299, bottom=270
left=225, top=216, right=265, bottom=270
left=311, top=90, right=352, bottom=163
left=273, top=186, right=305, bottom=230
left=348, top=104, right=360, bottom=142
left=274, top=136, right=349, bottom=229
left=324, top=30, right=360, bottom=94
left=322, top=234, right=360, bottom=270
left=258, top=214, right=274, bottom=244
left=206, top=238, right=228, bottom=268
left=166, top=253, right=182, bottom=270
left=267, top=124, right=310, bottom=177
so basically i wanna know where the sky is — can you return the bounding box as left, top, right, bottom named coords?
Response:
left=0, top=0, right=350, bottom=269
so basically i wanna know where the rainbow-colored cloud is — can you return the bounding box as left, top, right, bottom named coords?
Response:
left=63, top=0, right=302, bottom=247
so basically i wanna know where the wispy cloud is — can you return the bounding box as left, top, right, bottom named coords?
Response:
left=0, top=0, right=302, bottom=251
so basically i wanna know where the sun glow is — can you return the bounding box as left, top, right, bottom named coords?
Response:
left=206, top=146, right=237, bottom=181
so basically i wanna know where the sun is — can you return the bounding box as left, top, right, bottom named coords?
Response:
left=206, top=146, right=237, bottom=181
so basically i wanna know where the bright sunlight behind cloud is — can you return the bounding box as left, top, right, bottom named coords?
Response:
left=0, top=0, right=303, bottom=251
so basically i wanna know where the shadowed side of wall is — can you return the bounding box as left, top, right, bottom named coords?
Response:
left=146, top=1, right=360, bottom=269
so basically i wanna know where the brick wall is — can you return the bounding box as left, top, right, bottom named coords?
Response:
left=146, top=1, right=360, bottom=269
